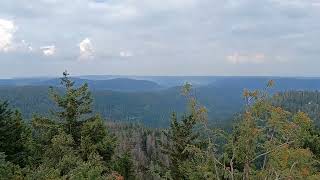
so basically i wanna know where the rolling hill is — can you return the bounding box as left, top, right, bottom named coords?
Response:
left=0, top=78, right=163, bottom=92
left=2, top=76, right=320, bottom=127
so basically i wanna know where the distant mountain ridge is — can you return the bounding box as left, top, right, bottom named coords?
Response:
left=2, top=76, right=320, bottom=127
left=3, top=76, right=320, bottom=91
left=0, top=78, right=163, bottom=92
left=209, top=77, right=320, bottom=92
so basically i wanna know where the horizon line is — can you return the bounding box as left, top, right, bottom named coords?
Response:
left=2, top=74, right=320, bottom=80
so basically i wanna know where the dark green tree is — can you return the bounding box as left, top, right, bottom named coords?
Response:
left=113, top=151, right=135, bottom=180
left=161, top=83, right=208, bottom=179
left=161, top=113, right=199, bottom=179
left=49, top=70, right=93, bottom=145
left=30, top=71, right=116, bottom=178
left=0, top=100, right=32, bottom=167
left=0, top=152, right=24, bottom=179
left=80, top=115, right=116, bottom=163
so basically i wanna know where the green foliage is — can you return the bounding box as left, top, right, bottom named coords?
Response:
left=113, top=151, right=135, bottom=180
left=0, top=83, right=242, bottom=127
left=274, top=91, right=320, bottom=126
left=80, top=116, right=116, bottom=163
left=161, top=83, right=211, bottom=179
left=0, top=152, right=24, bottom=179
left=49, top=71, right=93, bottom=145
left=160, top=81, right=320, bottom=180
left=220, top=82, right=320, bottom=179
left=26, top=71, right=116, bottom=179
left=0, top=101, right=32, bottom=167
left=2, top=76, right=320, bottom=180
left=162, top=113, right=201, bottom=179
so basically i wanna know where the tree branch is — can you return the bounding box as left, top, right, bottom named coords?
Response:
left=251, top=140, right=294, bottom=163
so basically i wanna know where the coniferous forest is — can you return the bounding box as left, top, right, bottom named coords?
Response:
left=1, top=72, right=320, bottom=180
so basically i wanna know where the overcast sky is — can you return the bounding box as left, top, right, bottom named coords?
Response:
left=0, top=0, right=319, bottom=78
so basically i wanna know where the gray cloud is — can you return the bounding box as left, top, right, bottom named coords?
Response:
left=0, top=0, right=319, bottom=77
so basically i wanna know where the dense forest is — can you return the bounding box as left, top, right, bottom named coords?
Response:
left=0, top=85, right=243, bottom=127
left=1, top=73, right=320, bottom=179
left=274, top=91, right=320, bottom=126
left=2, top=77, right=320, bottom=128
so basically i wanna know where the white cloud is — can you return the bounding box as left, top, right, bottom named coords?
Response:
left=0, top=18, right=17, bottom=52
left=226, top=53, right=266, bottom=64
left=79, top=38, right=94, bottom=60
left=120, top=51, right=133, bottom=57
left=40, top=45, right=56, bottom=56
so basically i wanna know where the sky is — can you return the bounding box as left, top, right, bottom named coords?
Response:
left=0, top=0, right=319, bottom=78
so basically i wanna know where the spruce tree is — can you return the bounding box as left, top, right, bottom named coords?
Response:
left=0, top=100, right=32, bottom=167
left=161, top=83, right=207, bottom=179
left=113, top=151, right=135, bottom=180
left=49, top=70, right=93, bottom=145
left=31, top=71, right=116, bottom=178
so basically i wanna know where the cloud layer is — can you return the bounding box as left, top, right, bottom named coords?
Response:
left=0, top=0, right=319, bottom=77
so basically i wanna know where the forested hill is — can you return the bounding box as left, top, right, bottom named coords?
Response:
left=274, top=91, right=320, bottom=126
left=0, top=85, right=243, bottom=127
left=2, top=78, right=320, bottom=127
left=210, top=77, right=320, bottom=91
left=3, top=76, right=320, bottom=90
left=2, top=77, right=320, bottom=127
left=0, top=78, right=163, bottom=92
